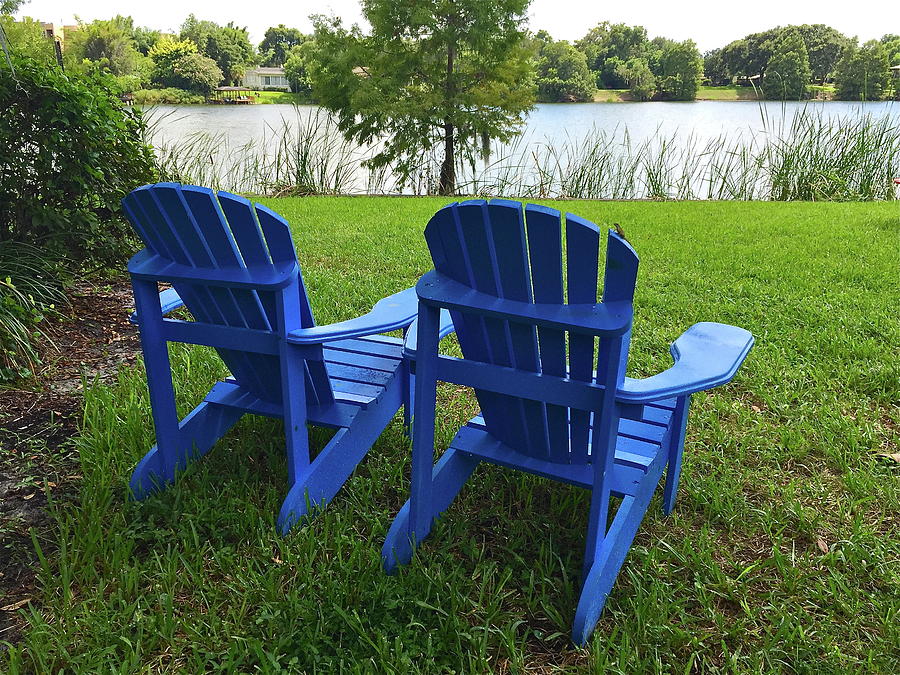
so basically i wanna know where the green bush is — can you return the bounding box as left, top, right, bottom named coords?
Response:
left=148, top=38, right=223, bottom=93
left=132, top=87, right=206, bottom=104
left=0, top=54, right=156, bottom=263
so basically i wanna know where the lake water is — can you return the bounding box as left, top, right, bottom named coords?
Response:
left=148, top=100, right=898, bottom=148
left=145, top=100, right=900, bottom=197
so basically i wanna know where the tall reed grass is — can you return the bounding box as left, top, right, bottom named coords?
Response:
left=0, top=243, right=66, bottom=381
left=146, top=104, right=900, bottom=201
left=149, top=109, right=370, bottom=196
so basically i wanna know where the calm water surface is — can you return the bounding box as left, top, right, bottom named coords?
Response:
left=147, top=100, right=899, bottom=149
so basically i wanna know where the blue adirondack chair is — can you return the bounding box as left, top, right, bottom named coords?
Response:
left=123, top=183, right=419, bottom=533
left=382, top=200, right=754, bottom=644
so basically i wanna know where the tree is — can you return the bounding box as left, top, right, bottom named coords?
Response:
left=721, top=39, right=749, bottom=79
left=617, top=57, right=656, bottom=100
left=703, top=48, right=730, bottom=85
left=259, top=24, right=305, bottom=67
left=180, top=15, right=255, bottom=85
left=742, top=29, right=781, bottom=78
left=795, top=24, right=849, bottom=83
left=0, top=0, right=26, bottom=13
left=64, top=16, right=143, bottom=76
left=307, top=0, right=535, bottom=195
left=283, top=42, right=314, bottom=96
left=149, top=38, right=223, bottom=92
left=0, top=15, right=55, bottom=64
left=881, top=34, right=900, bottom=65
left=576, top=22, right=649, bottom=88
left=835, top=40, right=890, bottom=101
left=762, top=29, right=811, bottom=100
left=132, top=25, right=161, bottom=55
left=535, top=39, right=595, bottom=102
left=656, top=40, right=703, bottom=100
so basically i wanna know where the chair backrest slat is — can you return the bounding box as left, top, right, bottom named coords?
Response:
left=524, top=204, right=569, bottom=463
left=565, top=213, right=602, bottom=464
left=485, top=201, right=548, bottom=459
left=424, top=200, right=638, bottom=468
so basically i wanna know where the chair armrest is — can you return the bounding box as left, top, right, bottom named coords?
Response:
left=129, top=288, right=185, bottom=324
left=416, top=270, right=632, bottom=336
left=403, top=309, right=456, bottom=359
left=286, top=287, right=418, bottom=345
left=128, top=249, right=298, bottom=290
left=617, top=322, right=753, bottom=403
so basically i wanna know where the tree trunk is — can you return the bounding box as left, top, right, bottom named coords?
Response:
left=438, top=38, right=456, bottom=196
left=439, top=120, right=455, bottom=196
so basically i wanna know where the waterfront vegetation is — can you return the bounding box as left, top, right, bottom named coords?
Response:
left=131, top=88, right=308, bottom=105
left=3, top=198, right=898, bottom=672
left=150, top=106, right=900, bottom=201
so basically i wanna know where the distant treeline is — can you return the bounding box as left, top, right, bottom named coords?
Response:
left=536, top=22, right=898, bottom=102
left=2, top=10, right=897, bottom=103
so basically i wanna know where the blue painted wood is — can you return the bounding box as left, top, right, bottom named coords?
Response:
left=415, top=272, right=632, bottom=335
left=384, top=199, right=754, bottom=645
left=565, top=213, right=601, bottom=465
left=617, top=322, right=754, bottom=402
left=524, top=204, right=569, bottom=463
left=663, top=395, right=690, bottom=515
left=122, top=183, right=416, bottom=532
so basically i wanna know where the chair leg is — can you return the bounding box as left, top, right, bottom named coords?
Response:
left=663, top=395, right=691, bottom=516
left=277, top=375, right=404, bottom=534
left=402, top=365, right=414, bottom=440
left=572, top=453, right=664, bottom=645
left=382, top=446, right=480, bottom=573
left=130, top=401, right=243, bottom=498
left=573, top=438, right=667, bottom=645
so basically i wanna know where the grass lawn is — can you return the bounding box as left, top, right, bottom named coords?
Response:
left=4, top=199, right=898, bottom=672
left=592, top=89, right=630, bottom=102
left=250, top=91, right=312, bottom=105
left=696, top=86, right=761, bottom=101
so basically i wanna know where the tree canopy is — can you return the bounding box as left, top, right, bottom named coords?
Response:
left=533, top=36, right=595, bottom=102
left=259, top=25, right=306, bottom=67
left=835, top=40, right=891, bottom=101
left=307, top=0, right=535, bottom=195
left=149, top=38, right=223, bottom=93
left=576, top=22, right=649, bottom=88
left=617, top=57, right=656, bottom=101
left=180, top=15, right=254, bottom=85
left=656, top=40, right=703, bottom=100
left=64, top=16, right=145, bottom=77
left=0, top=15, right=55, bottom=64
left=0, top=0, right=26, bottom=14
left=283, top=42, right=315, bottom=97
left=762, top=29, right=811, bottom=100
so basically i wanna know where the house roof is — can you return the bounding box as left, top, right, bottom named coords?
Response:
left=246, top=67, right=287, bottom=75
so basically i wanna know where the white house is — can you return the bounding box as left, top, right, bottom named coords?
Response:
left=243, top=67, right=291, bottom=91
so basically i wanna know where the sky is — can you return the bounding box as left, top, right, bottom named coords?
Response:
left=16, top=0, right=900, bottom=53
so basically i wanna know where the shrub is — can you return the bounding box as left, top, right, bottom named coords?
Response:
left=149, top=38, right=223, bottom=93
left=0, top=54, right=156, bottom=263
left=132, top=87, right=206, bottom=104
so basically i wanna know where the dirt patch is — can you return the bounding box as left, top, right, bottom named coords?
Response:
left=0, top=279, right=139, bottom=646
